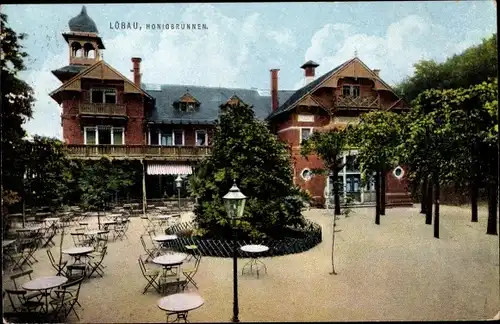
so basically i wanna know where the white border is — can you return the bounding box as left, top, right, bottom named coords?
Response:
left=301, top=168, right=313, bottom=181
left=393, top=166, right=404, bottom=179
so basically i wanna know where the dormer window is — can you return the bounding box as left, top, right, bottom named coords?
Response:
left=225, top=95, right=245, bottom=106
left=91, top=88, right=116, bottom=104
left=342, top=85, right=360, bottom=98
left=176, top=93, right=200, bottom=112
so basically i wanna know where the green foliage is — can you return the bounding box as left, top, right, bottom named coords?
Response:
left=349, top=111, right=403, bottom=184
left=78, top=158, right=140, bottom=211
left=189, top=101, right=308, bottom=240
left=396, top=34, right=497, bottom=103
left=1, top=13, right=35, bottom=200
left=22, top=136, right=73, bottom=210
left=1, top=186, right=20, bottom=206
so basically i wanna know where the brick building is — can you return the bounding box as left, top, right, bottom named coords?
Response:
left=51, top=6, right=412, bottom=207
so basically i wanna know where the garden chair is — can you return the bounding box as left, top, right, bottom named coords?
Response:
left=9, top=270, right=43, bottom=302
left=184, top=245, right=199, bottom=263
left=11, top=239, right=38, bottom=271
left=46, top=249, right=68, bottom=276
left=114, top=220, right=129, bottom=241
left=4, top=289, right=44, bottom=313
left=140, top=235, right=159, bottom=262
left=70, top=232, right=91, bottom=247
left=138, top=256, right=161, bottom=294
left=87, top=246, right=107, bottom=278
left=49, top=277, right=84, bottom=321
left=65, top=264, right=87, bottom=281
left=42, top=224, right=57, bottom=248
left=181, top=254, right=202, bottom=290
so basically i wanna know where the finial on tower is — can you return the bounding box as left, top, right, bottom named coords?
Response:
left=354, top=48, right=358, bottom=57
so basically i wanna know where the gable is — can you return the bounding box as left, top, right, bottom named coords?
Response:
left=178, top=93, right=200, bottom=104
left=50, top=60, right=151, bottom=103
left=225, top=95, right=246, bottom=106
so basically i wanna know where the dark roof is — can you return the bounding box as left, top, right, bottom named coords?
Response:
left=143, top=84, right=295, bottom=125
left=69, top=6, right=99, bottom=34
left=301, top=60, right=320, bottom=69
left=51, top=64, right=88, bottom=82
left=267, top=59, right=351, bottom=120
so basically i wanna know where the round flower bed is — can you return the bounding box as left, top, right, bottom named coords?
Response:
left=165, top=220, right=322, bottom=258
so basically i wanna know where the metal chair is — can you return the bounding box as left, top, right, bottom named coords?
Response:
left=138, top=256, right=161, bottom=294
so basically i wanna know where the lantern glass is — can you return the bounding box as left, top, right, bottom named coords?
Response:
left=223, top=182, right=247, bottom=220
left=175, top=175, right=182, bottom=188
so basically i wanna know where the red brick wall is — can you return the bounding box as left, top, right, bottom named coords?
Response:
left=61, top=92, right=83, bottom=144
left=124, top=94, right=145, bottom=145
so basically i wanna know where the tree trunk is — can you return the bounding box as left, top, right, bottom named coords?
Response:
left=471, top=179, right=479, bottom=222
left=380, top=169, right=386, bottom=215
left=330, top=207, right=338, bottom=275
left=375, top=171, right=381, bottom=225
left=420, top=178, right=428, bottom=214
left=425, top=176, right=433, bottom=225
left=333, top=177, right=341, bottom=216
left=486, top=182, right=498, bottom=235
left=433, top=174, right=440, bottom=239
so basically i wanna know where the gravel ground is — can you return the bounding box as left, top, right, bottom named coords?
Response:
left=3, top=206, right=499, bottom=322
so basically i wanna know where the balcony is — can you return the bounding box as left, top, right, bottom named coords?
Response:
left=79, top=103, right=127, bottom=117
left=335, top=95, right=380, bottom=109
left=64, top=145, right=212, bottom=161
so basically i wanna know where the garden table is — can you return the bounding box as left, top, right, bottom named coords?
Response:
left=22, top=276, right=68, bottom=313
left=16, top=226, right=42, bottom=233
left=153, top=253, right=187, bottom=293
left=240, top=244, right=269, bottom=278
left=2, top=240, right=16, bottom=248
left=153, top=235, right=178, bottom=251
left=158, top=292, right=204, bottom=323
left=62, top=246, right=94, bottom=265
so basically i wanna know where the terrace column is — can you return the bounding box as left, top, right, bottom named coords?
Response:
left=141, top=159, right=147, bottom=216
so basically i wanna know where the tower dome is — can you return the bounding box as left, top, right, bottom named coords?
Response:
left=68, top=6, right=99, bottom=33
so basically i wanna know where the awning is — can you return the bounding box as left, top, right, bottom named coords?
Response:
left=147, top=164, right=193, bottom=175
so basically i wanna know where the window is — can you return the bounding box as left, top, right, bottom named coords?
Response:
left=84, top=126, right=124, bottom=145
left=301, top=169, right=313, bottom=181
left=300, top=128, right=312, bottom=144
left=346, top=154, right=360, bottom=172
left=91, top=88, right=116, bottom=104
left=195, top=130, right=207, bottom=146
left=342, top=85, right=360, bottom=98
left=393, top=166, right=404, bottom=179
left=149, top=130, right=184, bottom=146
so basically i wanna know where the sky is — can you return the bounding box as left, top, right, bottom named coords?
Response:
left=3, top=2, right=497, bottom=139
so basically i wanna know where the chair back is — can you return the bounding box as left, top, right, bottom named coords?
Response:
left=140, top=236, right=149, bottom=251
left=46, top=249, right=56, bottom=266
left=137, top=257, right=147, bottom=276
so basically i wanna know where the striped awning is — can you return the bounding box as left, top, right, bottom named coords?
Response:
left=147, top=164, right=193, bottom=175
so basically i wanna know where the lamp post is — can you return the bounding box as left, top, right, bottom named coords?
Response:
left=175, top=175, right=182, bottom=211
left=223, top=181, right=247, bottom=323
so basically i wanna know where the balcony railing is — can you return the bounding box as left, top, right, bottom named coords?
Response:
left=79, top=103, right=127, bottom=116
left=64, top=144, right=212, bottom=160
left=335, top=95, right=380, bottom=109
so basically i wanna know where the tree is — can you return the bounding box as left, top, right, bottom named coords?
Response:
left=349, top=111, right=403, bottom=224
left=300, top=127, right=351, bottom=275
left=396, top=34, right=497, bottom=103
left=189, top=100, right=308, bottom=241
left=23, top=136, right=74, bottom=212
left=1, top=13, right=35, bottom=210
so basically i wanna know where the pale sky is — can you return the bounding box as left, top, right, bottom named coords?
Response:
left=3, top=2, right=497, bottom=139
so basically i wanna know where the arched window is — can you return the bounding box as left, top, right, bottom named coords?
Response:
left=83, top=43, right=96, bottom=59
left=71, top=42, right=83, bottom=58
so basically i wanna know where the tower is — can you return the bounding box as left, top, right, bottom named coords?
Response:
left=52, top=6, right=105, bottom=82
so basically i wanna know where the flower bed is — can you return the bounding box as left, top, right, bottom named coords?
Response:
left=165, top=220, right=322, bottom=258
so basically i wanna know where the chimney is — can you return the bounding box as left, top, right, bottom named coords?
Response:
left=131, top=57, right=142, bottom=87
left=300, top=60, right=320, bottom=85
left=373, top=69, right=380, bottom=77
left=270, top=69, right=280, bottom=111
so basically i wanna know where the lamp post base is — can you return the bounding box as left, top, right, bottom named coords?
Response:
left=231, top=316, right=240, bottom=323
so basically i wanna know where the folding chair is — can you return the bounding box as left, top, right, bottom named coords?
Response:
left=138, top=256, right=161, bottom=294
left=11, top=240, right=38, bottom=271
left=181, top=254, right=201, bottom=290
left=46, top=249, right=68, bottom=276
left=65, top=264, right=87, bottom=281
left=114, top=220, right=129, bottom=241
left=49, top=277, right=84, bottom=321
left=42, top=225, right=57, bottom=248
left=9, top=270, right=43, bottom=302
left=88, top=246, right=107, bottom=278
left=4, top=289, right=44, bottom=313
left=140, top=235, right=159, bottom=262
left=70, top=232, right=91, bottom=247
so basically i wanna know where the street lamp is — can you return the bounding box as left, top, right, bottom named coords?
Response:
left=223, top=181, right=247, bottom=323
left=175, top=175, right=182, bottom=210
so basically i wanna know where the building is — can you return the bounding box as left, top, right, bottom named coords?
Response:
left=51, top=6, right=412, bottom=207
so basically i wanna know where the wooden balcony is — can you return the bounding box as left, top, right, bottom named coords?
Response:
left=79, top=103, right=127, bottom=117
left=64, top=145, right=212, bottom=161
left=335, top=95, right=380, bottom=109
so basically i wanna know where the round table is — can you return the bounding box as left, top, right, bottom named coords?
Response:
left=156, top=215, right=173, bottom=220
left=240, top=244, right=269, bottom=278
left=158, top=292, right=204, bottom=323
left=2, top=240, right=16, bottom=248
left=44, top=217, right=60, bottom=222
left=62, top=246, right=94, bottom=264
left=153, top=235, right=178, bottom=242
left=84, top=230, right=108, bottom=236
left=22, top=276, right=68, bottom=313
left=153, top=253, right=187, bottom=290
left=16, top=226, right=42, bottom=232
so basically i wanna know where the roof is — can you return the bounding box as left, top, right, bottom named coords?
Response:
left=51, top=65, right=88, bottom=81
left=69, top=6, right=98, bottom=34
left=301, top=60, right=320, bottom=69
left=143, top=84, right=295, bottom=125
left=267, top=59, right=351, bottom=120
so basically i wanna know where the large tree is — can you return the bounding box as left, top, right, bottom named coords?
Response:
left=1, top=13, right=35, bottom=210
left=349, top=111, right=404, bottom=224
left=189, top=100, right=308, bottom=241
left=396, top=34, right=497, bottom=103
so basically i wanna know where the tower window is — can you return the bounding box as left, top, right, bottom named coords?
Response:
left=84, top=43, right=96, bottom=59
left=71, top=42, right=83, bottom=58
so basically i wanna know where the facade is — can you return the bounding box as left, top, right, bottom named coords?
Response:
left=52, top=6, right=412, bottom=207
